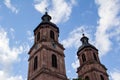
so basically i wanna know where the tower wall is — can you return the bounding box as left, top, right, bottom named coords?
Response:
left=27, top=12, right=68, bottom=80
left=77, top=35, right=109, bottom=80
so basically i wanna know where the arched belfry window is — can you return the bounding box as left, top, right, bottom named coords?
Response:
left=85, top=76, right=90, bottom=80
left=37, top=32, right=40, bottom=41
left=93, top=53, right=97, bottom=61
left=50, top=30, right=55, bottom=40
left=82, top=54, right=86, bottom=62
left=52, top=54, right=57, bottom=68
left=34, top=56, right=38, bottom=71
left=100, top=75, right=104, bottom=80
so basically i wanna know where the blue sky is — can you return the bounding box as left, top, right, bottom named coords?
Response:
left=0, top=0, right=120, bottom=80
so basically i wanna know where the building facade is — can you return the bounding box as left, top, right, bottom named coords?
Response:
left=27, top=12, right=68, bottom=80
left=27, top=12, right=109, bottom=80
left=77, top=34, right=109, bottom=80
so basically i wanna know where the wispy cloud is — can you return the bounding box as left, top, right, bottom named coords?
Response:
left=71, top=58, right=79, bottom=71
left=61, top=26, right=91, bottom=70
left=61, top=26, right=92, bottom=49
left=110, top=69, right=120, bottom=80
left=34, top=0, right=76, bottom=24
left=10, top=28, right=15, bottom=39
left=95, top=0, right=120, bottom=56
left=0, top=27, right=28, bottom=80
left=0, top=27, right=23, bottom=66
left=4, top=0, right=19, bottom=14
left=61, top=0, right=120, bottom=74
left=0, top=70, right=23, bottom=80
left=61, top=26, right=83, bottom=49
left=34, top=0, right=48, bottom=14
left=26, top=30, right=34, bottom=43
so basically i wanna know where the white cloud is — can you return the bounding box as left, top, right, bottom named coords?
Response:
left=4, top=0, right=19, bottom=14
left=10, top=28, right=15, bottom=39
left=61, top=26, right=92, bottom=49
left=67, top=70, right=71, bottom=74
left=34, top=0, right=76, bottom=24
left=95, top=0, right=120, bottom=56
left=0, top=70, right=23, bottom=80
left=10, top=28, right=14, bottom=32
left=26, top=30, right=34, bottom=43
left=71, top=59, right=79, bottom=71
left=34, top=0, right=48, bottom=14
left=0, top=27, right=23, bottom=67
left=61, top=27, right=83, bottom=48
left=61, top=26, right=91, bottom=70
left=0, top=27, right=28, bottom=80
left=110, top=70, right=120, bottom=80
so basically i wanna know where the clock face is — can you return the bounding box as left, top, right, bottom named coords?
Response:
left=52, top=43, right=56, bottom=48
left=35, top=44, right=38, bottom=49
left=35, top=44, right=42, bottom=50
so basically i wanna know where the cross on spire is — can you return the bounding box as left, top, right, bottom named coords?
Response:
left=81, top=29, right=85, bottom=37
left=45, top=8, right=48, bottom=13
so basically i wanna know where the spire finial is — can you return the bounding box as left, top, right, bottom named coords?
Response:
left=45, top=8, right=48, bottom=11
left=45, top=8, right=48, bottom=15
left=81, top=29, right=85, bottom=37
left=80, top=29, right=89, bottom=45
left=45, top=8, right=48, bottom=13
left=41, top=8, right=51, bottom=22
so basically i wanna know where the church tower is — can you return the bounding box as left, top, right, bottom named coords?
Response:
left=27, top=12, right=68, bottom=80
left=77, top=34, right=109, bottom=80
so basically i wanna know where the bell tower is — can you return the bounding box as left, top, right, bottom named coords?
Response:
left=27, top=12, right=68, bottom=80
left=77, top=34, right=109, bottom=80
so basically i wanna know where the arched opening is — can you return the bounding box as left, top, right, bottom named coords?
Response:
left=52, top=54, right=57, bottom=68
left=50, top=30, right=55, bottom=40
left=93, top=53, right=97, bottom=61
left=37, top=32, right=40, bottom=41
left=34, top=56, right=38, bottom=71
left=100, top=75, right=104, bottom=80
left=85, top=76, right=90, bottom=80
left=82, top=54, right=86, bottom=62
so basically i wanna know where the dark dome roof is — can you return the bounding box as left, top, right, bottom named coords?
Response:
left=77, top=34, right=98, bottom=54
left=34, top=12, right=59, bottom=33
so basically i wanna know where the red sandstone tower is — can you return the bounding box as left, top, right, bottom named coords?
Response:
left=77, top=34, right=109, bottom=80
left=27, top=12, right=68, bottom=80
